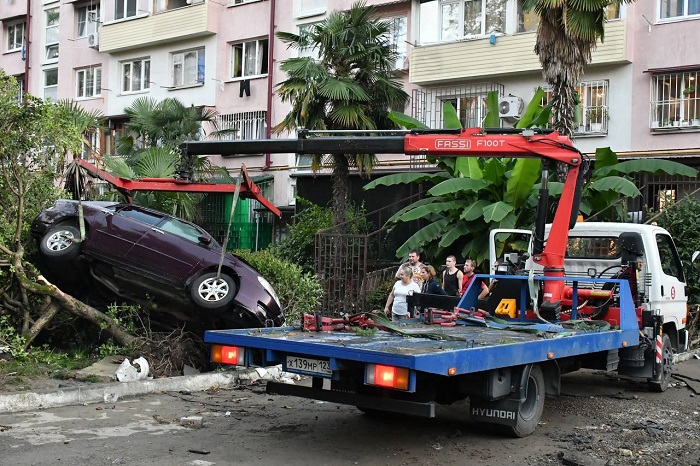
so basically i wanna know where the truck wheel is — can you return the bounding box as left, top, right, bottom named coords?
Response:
left=504, top=365, right=545, bottom=438
left=649, top=334, right=673, bottom=392
left=40, top=225, right=81, bottom=260
left=191, top=272, right=236, bottom=309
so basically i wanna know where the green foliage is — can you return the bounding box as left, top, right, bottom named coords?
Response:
left=650, top=198, right=700, bottom=305
left=0, top=316, right=28, bottom=359
left=269, top=198, right=370, bottom=273
left=270, top=199, right=333, bottom=273
left=365, top=279, right=394, bottom=312
left=233, top=248, right=324, bottom=325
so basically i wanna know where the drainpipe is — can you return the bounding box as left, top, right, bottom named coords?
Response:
left=264, top=0, right=275, bottom=170
left=23, top=0, right=31, bottom=95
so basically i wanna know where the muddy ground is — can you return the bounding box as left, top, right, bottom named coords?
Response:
left=1, top=358, right=700, bottom=466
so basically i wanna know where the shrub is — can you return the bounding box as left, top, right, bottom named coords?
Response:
left=233, top=249, right=323, bottom=325
left=366, top=279, right=394, bottom=312
left=269, top=198, right=372, bottom=274
left=650, top=198, right=700, bottom=306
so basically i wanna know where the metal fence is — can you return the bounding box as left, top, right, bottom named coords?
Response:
left=314, top=194, right=422, bottom=315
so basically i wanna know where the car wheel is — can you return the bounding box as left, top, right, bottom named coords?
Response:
left=191, top=272, right=237, bottom=309
left=40, top=225, right=81, bottom=260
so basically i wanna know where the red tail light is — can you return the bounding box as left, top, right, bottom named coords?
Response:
left=365, top=364, right=409, bottom=390
left=211, top=345, right=244, bottom=365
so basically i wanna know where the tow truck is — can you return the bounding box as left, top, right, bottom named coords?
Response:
left=181, top=128, right=696, bottom=436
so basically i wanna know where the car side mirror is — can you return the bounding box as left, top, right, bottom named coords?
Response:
left=198, top=235, right=212, bottom=246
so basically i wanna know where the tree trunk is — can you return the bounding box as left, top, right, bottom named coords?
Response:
left=331, top=154, right=350, bottom=230
left=535, top=7, right=591, bottom=182
left=7, top=247, right=138, bottom=347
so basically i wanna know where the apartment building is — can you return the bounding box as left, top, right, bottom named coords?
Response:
left=1, top=0, right=699, bottom=233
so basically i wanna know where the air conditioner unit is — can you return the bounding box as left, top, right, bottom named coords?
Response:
left=87, top=32, right=99, bottom=49
left=498, top=96, right=524, bottom=119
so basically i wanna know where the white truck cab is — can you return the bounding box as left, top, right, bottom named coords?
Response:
left=490, top=222, right=691, bottom=352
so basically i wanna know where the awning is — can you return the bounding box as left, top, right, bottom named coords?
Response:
left=643, top=64, right=700, bottom=73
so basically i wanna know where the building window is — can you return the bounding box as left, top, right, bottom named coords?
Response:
left=115, top=0, right=137, bottom=20
left=517, top=0, right=538, bottom=32
left=121, top=58, right=150, bottom=93
left=154, top=0, right=190, bottom=13
left=297, top=22, right=320, bottom=59
left=15, top=74, right=25, bottom=103
left=385, top=16, right=408, bottom=70
left=171, top=48, right=205, bottom=87
left=412, top=82, right=504, bottom=127
left=419, top=0, right=507, bottom=43
left=650, top=70, right=700, bottom=129
left=77, top=4, right=100, bottom=38
left=294, top=0, right=326, bottom=18
left=216, top=111, right=267, bottom=141
left=541, top=81, right=609, bottom=134
left=76, top=66, right=102, bottom=99
left=44, top=68, right=58, bottom=101
left=45, top=8, right=59, bottom=62
left=231, top=39, right=268, bottom=78
left=232, top=0, right=262, bottom=4
left=659, top=0, right=700, bottom=20
left=7, top=22, right=25, bottom=52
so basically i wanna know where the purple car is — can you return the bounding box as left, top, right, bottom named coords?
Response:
left=31, top=199, right=284, bottom=329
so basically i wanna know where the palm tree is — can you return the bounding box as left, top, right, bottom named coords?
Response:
left=117, top=96, right=219, bottom=181
left=275, top=1, right=409, bottom=227
left=109, top=97, right=226, bottom=220
left=524, top=0, right=633, bottom=138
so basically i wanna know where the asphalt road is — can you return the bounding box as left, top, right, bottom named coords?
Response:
left=1, top=359, right=699, bottom=466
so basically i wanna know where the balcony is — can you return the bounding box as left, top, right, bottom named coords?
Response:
left=99, top=2, right=216, bottom=53
left=410, top=20, right=627, bottom=85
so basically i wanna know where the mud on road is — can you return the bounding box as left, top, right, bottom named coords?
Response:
left=0, top=359, right=699, bottom=466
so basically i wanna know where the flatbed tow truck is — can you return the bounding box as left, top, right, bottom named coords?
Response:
left=181, top=128, right=695, bottom=436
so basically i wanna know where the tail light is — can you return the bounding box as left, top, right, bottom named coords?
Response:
left=211, top=345, right=245, bottom=365
left=365, top=364, right=409, bottom=390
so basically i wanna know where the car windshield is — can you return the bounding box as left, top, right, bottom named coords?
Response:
left=160, top=218, right=206, bottom=244
left=118, top=206, right=163, bottom=226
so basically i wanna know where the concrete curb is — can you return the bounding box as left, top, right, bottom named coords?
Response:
left=674, top=347, right=700, bottom=363
left=0, top=371, right=239, bottom=414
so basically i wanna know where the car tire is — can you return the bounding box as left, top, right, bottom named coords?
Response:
left=40, top=225, right=82, bottom=260
left=191, top=272, right=237, bottom=309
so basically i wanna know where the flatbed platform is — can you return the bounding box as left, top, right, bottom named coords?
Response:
left=205, top=318, right=638, bottom=377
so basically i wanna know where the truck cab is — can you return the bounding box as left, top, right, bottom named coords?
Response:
left=489, top=222, right=690, bottom=352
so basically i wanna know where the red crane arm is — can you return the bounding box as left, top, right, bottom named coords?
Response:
left=72, top=158, right=281, bottom=217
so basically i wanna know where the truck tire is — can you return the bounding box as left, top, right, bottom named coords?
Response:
left=191, top=272, right=236, bottom=309
left=649, top=334, right=673, bottom=392
left=504, top=364, right=545, bottom=438
left=40, top=225, right=81, bottom=260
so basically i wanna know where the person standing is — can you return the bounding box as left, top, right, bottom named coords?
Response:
left=461, top=259, right=489, bottom=299
left=420, top=265, right=447, bottom=295
left=442, top=255, right=463, bottom=297
left=396, top=249, right=423, bottom=285
left=385, top=265, right=421, bottom=321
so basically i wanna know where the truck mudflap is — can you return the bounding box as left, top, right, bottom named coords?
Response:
left=469, top=398, right=520, bottom=426
left=266, top=381, right=437, bottom=418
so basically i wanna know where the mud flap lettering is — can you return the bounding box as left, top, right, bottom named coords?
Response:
left=469, top=399, right=519, bottom=426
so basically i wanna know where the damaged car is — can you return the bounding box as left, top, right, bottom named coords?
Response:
left=31, top=199, right=284, bottom=329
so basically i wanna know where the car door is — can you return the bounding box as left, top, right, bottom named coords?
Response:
left=87, top=205, right=164, bottom=260
left=126, top=216, right=210, bottom=283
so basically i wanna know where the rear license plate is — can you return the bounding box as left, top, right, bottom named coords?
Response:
left=285, top=356, right=332, bottom=377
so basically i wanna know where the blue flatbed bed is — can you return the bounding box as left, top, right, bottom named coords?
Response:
left=204, top=278, right=640, bottom=377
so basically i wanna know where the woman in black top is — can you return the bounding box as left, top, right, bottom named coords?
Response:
left=420, top=265, right=447, bottom=295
